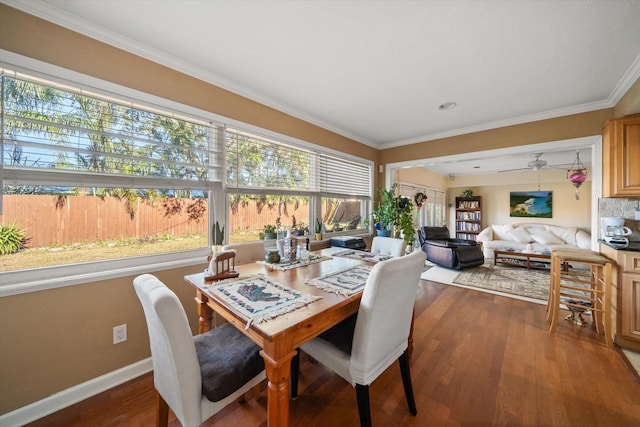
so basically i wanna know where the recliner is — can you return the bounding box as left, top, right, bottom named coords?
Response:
left=418, top=226, right=484, bottom=270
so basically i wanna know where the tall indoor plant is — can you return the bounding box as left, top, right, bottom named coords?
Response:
left=368, top=185, right=396, bottom=236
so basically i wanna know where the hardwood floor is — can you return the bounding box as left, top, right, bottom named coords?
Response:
left=27, top=280, right=640, bottom=427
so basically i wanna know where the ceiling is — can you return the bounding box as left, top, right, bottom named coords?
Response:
left=4, top=1, right=640, bottom=174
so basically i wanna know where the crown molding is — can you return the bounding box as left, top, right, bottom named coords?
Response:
left=4, top=0, right=639, bottom=151
left=2, top=0, right=377, bottom=148
left=379, top=99, right=614, bottom=150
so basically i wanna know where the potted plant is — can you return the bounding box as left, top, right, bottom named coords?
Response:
left=332, top=218, right=344, bottom=232
left=260, top=224, right=277, bottom=240
left=291, top=215, right=307, bottom=236
left=366, top=185, right=395, bottom=236
left=346, top=214, right=361, bottom=230
left=211, top=221, right=224, bottom=247
left=395, top=197, right=416, bottom=247
left=463, top=188, right=474, bottom=199
left=315, top=218, right=323, bottom=240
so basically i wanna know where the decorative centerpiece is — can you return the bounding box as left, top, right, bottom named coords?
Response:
left=279, top=229, right=298, bottom=262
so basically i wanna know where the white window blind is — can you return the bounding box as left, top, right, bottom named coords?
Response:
left=225, top=128, right=316, bottom=192
left=226, top=128, right=371, bottom=199
left=319, top=154, right=371, bottom=198
left=1, top=69, right=224, bottom=191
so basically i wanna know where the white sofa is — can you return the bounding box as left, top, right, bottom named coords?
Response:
left=476, top=223, right=591, bottom=258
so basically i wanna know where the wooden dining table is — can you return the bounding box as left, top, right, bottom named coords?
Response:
left=183, top=247, right=369, bottom=427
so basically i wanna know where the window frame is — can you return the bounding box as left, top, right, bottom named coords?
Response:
left=0, top=50, right=373, bottom=296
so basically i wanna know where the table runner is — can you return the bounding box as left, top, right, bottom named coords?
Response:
left=258, top=254, right=331, bottom=271
left=332, top=249, right=393, bottom=263
left=306, top=264, right=373, bottom=296
left=208, top=274, right=322, bottom=328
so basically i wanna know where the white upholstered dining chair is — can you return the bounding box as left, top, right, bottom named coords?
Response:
left=370, top=236, right=406, bottom=257
left=290, top=250, right=426, bottom=427
left=133, top=274, right=265, bottom=427
left=222, top=241, right=265, bottom=265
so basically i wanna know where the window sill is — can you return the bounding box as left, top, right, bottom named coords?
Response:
left=0, top=249, right=209, bottom=297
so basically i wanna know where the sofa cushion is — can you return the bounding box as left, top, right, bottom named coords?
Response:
left=547, top=225, right=577, bottom=245
left=507, top=227, right=533, bottom=243
left=491, top=224, right=513, bottom=241
left=529, top=229, right=565, bottom=245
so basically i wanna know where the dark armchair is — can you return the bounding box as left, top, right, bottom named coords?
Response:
left=418, top=226, right=484, bottom=270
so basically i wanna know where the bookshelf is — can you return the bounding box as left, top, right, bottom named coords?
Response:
left=455, top=196, right=482, bottom=241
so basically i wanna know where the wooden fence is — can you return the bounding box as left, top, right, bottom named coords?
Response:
left=0, top=195, right=310, bottom=247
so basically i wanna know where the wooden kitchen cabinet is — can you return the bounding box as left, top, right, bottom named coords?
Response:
left=601, top=244, right=640, bottom=352
left=602, top=114, right=640, bottom=197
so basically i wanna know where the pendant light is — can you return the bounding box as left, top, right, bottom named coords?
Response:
left=567, top=149, right=587, bottom=200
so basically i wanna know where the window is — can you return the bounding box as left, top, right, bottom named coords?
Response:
left=0, top=60, right=373, bottom=282
left=1, top=68, right=224, bottom=272
left=226, top=129, right=371, bottom=243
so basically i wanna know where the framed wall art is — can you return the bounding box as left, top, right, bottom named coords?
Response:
left=509, top=191, right=552, bottom=218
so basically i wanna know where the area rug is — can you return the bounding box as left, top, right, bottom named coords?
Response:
left=421, top=262, right=550, bottom=303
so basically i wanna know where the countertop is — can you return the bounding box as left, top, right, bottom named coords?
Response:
left=599, top=240, right=640, bottom=252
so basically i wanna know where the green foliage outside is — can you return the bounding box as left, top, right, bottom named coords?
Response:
left=0, top=223, right=30, bottom=255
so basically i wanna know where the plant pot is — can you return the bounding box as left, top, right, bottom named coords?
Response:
left=264, top=232, right=277, bottom=240
left=315, top=233, right=322, bottom=240
left=376, top=229, right=391, bottom=237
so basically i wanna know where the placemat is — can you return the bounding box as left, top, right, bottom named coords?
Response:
left=332, top=249, right=392, bottom=263
left=306, top=264, right=373, bottom=296
left=208, top=274, right=322, bottom=328
left=258, top=254, right=331, bottom=271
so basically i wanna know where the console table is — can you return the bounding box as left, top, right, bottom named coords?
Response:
left=494, top=249, right=551, bottom=270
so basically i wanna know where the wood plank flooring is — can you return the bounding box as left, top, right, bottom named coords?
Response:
left=27, top=280, right=640, bottom=426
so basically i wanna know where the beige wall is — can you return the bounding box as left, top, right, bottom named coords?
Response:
left=0, top=2, right=639, bottom=417
left=448, top=174, right=592, bottom=231
left=614, top=76, right=640, bottom=118
left=395, top=167, right=448, bottom=191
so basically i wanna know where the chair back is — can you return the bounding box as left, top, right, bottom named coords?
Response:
left=370, top=236, right=406, bottom=257
left=350, top=250, right=425, bottom=385
left=419, top=226, right=451, bottom=242
left=222, top=241, right=265, bottom=264
left=133, top=274, right=203, bottom=427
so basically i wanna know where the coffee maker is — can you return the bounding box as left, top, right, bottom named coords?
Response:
left=601, top=217, right=632, bottom=246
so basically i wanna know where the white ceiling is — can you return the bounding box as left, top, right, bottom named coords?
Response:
left=4, top=0, right=640, bottom=174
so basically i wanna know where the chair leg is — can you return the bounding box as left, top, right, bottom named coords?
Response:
left=355, top=384, right=372, bottom=427
left=156, top=389, right=169, bottom=427
left=399, top=349, right=418, bottom=415
left=290, top=348, right=300, bottom=399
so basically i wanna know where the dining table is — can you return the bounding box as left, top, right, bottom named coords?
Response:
left=184, top=246, right=383, bottom=427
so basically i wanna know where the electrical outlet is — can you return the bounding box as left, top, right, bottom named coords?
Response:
left=113, top=324, right=127, bottom=344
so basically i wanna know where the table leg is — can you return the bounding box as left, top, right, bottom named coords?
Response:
left=260, top=349, right=297, bottom=427
left=195, top=290, right=213, bottom=334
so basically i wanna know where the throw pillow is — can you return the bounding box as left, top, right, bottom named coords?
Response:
left=507, top=227, right=533, bottom=243
left=529, top=229, right=564, bottom=245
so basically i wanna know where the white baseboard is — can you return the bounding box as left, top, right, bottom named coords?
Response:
left=0, top=358, right=153, bottom=427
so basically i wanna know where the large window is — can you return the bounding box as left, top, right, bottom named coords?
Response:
left=0, top=62, right=373, bottom=279
left=1, top=68, right=223, bottom=272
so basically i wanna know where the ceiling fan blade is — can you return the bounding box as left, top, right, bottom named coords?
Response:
left=498, top=168, right=531, bottom=173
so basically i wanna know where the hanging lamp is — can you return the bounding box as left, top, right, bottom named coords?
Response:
left=567, top=149, right=587, bottom=200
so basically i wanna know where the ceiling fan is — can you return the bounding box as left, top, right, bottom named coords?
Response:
left=498, top=153, right=568, bottom=173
